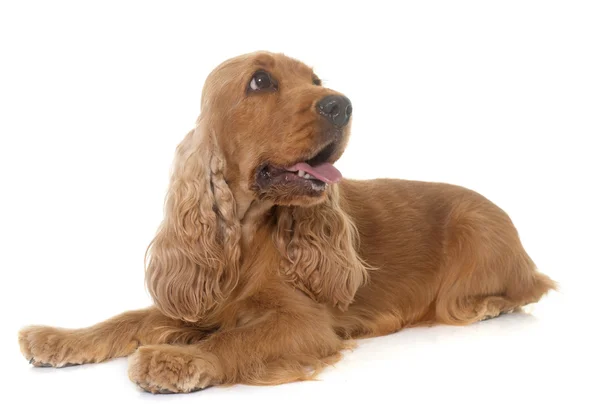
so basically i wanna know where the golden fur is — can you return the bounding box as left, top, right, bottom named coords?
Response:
left=18, top=52, right=555, bottom=393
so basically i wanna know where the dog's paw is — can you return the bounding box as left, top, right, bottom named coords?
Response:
left=128, top=345, right=219, bottom=394
left=18, top=326, right=85, bottom=368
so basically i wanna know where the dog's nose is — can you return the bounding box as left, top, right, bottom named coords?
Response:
left=317, top=95, right=352, bottom=127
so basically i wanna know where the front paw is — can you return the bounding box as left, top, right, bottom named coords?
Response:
left=128, top=345, right=220, bottom=394
left=18, top=325, right=84, bottom=367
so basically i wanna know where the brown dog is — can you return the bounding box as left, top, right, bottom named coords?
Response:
left=18, top=51, right=555, bottom=393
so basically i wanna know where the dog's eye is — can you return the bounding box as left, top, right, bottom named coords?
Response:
left=249, top=71, right=276, bottom=91
left=312, top=76, right=322, bottom=86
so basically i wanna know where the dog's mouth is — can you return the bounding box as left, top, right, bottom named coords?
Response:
left=256, top=142, right=342, bottom=194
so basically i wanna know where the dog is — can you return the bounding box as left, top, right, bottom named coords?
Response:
left=18, top=51, right=555, bottom=393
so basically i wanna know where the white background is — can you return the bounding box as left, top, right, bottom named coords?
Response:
left=1, top=1, right=599, bottom=412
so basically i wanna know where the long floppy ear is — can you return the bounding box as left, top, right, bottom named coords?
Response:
left=274, top=186, right=369, bottom=310
left=145, top=118, right=240, bottom=322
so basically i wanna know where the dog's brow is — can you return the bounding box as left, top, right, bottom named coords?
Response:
left=253, top=55, right=275, bottom=69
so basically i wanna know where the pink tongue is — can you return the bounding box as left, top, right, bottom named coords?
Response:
left=286, top=162, right=343, bottom=184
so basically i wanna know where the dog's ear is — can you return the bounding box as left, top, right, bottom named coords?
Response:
left=145, top=118, right=240, bottom=322
left=275, top=186, right=369, bottom=310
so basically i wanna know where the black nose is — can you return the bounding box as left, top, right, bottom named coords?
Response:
left=317, top=95, right=352, bottom=127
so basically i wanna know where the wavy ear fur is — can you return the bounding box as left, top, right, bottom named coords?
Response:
left=145, top=118, right=240, bottom=322
left=275, top=186, right=369, bottom=310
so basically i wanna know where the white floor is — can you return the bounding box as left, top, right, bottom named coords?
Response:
left=7, top=288, right=597, bottom=413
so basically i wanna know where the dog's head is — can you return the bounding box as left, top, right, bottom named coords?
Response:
left=146, top=52, right=365, bottom=322
left=200, top=51, right=352, bottom=206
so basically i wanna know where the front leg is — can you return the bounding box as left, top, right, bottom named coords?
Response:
left=18, top=307, right=203, bottom=367
left=128, top=293, right=346, bottom=393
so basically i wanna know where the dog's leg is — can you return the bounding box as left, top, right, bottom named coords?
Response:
left=435, top=200, right=556, bottom=326
left=18, top=307, right=204, bottom=367
left=128, top=294, right=346, bottom=393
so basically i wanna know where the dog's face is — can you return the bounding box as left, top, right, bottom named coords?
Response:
left=201, top=52, right=352, bottom=206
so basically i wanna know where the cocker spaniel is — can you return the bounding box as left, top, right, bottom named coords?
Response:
left=18, top=51, right=555, bottom=393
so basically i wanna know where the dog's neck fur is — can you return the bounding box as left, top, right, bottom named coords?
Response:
left=239, top=199, right=274, bottom=246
